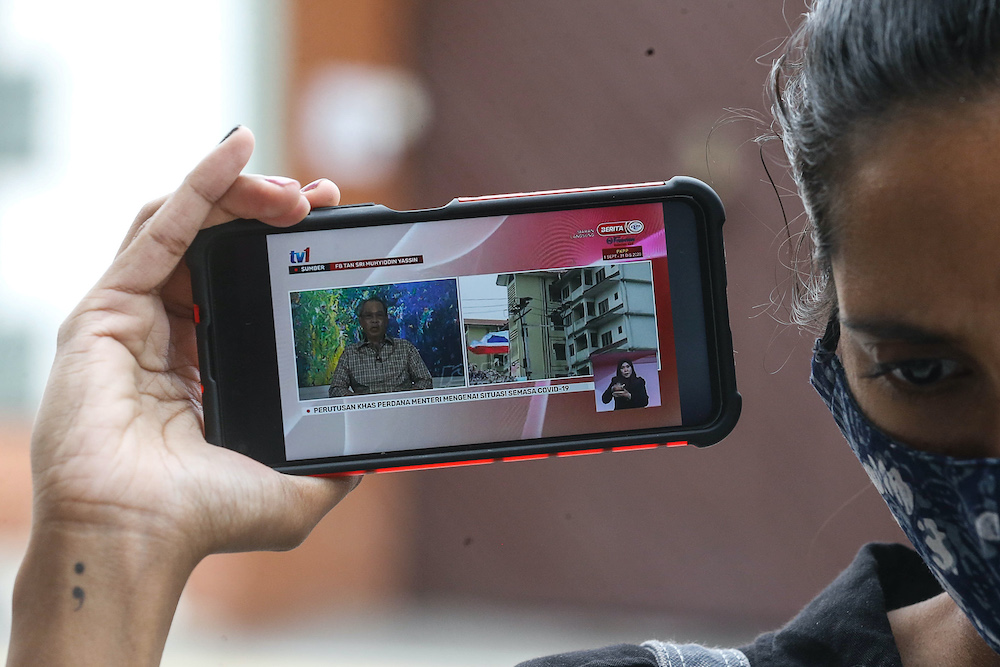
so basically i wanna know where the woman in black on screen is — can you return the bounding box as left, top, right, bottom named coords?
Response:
left=601, top=359, right=649, bottom=410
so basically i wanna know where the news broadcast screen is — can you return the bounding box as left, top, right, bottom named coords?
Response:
left=266, top=203, right=681, bottom=461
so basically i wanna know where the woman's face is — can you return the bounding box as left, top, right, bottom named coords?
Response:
left=620, top=362, right=633, bottom=378
left=833, top=100, right=1000, bottom=458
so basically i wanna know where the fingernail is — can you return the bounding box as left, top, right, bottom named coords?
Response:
left=301, top=179, right=323, bottom=192
left=264, top=176, right=298, bottom=187
left=219, top=125, right=242, bottom=144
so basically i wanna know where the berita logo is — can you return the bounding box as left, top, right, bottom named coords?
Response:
left=289, top=247, right=310, bottom=263
left=597, top=220, right=644, bottom=236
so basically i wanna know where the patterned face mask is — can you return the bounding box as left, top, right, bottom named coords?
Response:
left=811, top=325, right=1000, bottom=653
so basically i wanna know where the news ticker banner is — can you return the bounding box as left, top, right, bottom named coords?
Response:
left=292, top=248, right=644, bottom=274
left=302, top=382, right=596, bottom=416
left=290, top=255, right=425, bottom=274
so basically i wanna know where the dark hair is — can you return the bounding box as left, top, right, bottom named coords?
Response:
left=770, top=0, right=1000, bottom=327
left=357, top=296, right=388, bottom=318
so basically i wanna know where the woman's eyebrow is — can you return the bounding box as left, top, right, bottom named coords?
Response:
left=840, top=319, right=952, bottom=344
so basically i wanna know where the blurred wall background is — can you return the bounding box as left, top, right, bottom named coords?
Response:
left=0, top=0, right=907, bottom=662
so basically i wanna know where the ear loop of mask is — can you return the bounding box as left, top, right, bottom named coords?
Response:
left=819, top=312, right=840, bottom=351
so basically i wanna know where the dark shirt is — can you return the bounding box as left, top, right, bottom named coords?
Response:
left=601, top=375, right=649, bottom=410
left=741, top=543, right=940, bottom=666
left=328, top=337, right=433, bottom=397
left=517, top=543, right=941, bottom=667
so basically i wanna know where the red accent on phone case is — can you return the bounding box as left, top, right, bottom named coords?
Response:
left=372, top=458, right=497, bottom=474
left=310, top=442, right=692, bottom=476
left=555, top=448, right=607, bottom=458
left=501, top=454, right=552, bottom=463
left=193, top=304, right=200, bottom=324
left=611, top=443, right=663, bottom=452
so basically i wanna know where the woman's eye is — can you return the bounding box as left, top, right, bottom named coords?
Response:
left=877, top=358, right=964, bottom=387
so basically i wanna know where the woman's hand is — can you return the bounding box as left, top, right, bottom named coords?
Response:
left=9, top=127, right=355, bottom=666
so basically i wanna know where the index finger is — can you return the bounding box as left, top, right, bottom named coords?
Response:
left=115, top=176, right=340, bottom=259
left=204, top=177, right=341, bottom=228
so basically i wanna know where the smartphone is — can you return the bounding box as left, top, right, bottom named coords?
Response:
left=187, top=178, right=739, bottom=475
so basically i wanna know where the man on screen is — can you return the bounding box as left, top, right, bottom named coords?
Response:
left=328, top=296, right=434, bottom=397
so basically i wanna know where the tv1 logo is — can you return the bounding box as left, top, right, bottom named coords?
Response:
left=290, top=247, right=310, bottom=264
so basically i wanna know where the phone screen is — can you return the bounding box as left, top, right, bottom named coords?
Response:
left=196, top=185, right=734, bottom=473
left=264, top=199, right=712, bottom=461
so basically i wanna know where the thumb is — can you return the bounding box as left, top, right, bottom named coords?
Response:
left=101, top=127, right=255, bottom=294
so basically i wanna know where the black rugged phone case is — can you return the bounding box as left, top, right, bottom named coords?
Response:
left=187, top=177, right=740, bottom=475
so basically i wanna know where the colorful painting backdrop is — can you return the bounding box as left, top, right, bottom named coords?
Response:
left=290, top=279, right=464, bottom=389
